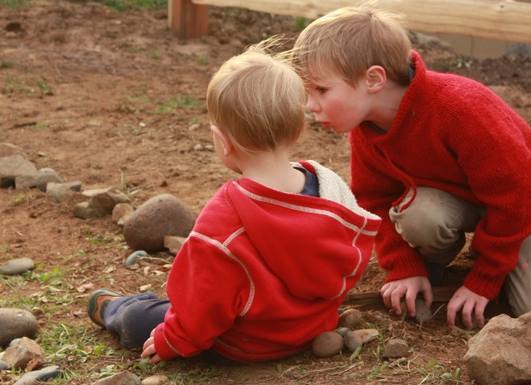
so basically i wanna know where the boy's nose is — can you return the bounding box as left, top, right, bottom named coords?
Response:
left=306, top=96, right=320, bottom=113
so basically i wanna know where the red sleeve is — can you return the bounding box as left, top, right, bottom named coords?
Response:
left=447, top=95, right=530, bottom=298
left=154, top=235, right=251, bottom=360
left=350, top=134, right=428, bottom=281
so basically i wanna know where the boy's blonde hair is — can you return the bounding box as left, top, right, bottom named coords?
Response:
left=207, top=46, right=306, bottom=152
left=293, top=6, right=411, bottom=85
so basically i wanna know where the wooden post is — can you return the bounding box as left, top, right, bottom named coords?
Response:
left=168, top=0, right=208, bottom=39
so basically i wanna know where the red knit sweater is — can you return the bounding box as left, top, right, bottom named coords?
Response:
left=350, top=51, right=530, bottom=299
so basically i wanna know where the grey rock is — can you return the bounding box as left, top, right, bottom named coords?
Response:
left=0, top=257, right=34, bottom=275
left=415, top=298, right=432, bottom=325
left=343, top=330, right=362, bottom=352
left=35, top=168, right=64, bottom=191
left=92, top=371, right=141, bottom=385
left=0, top=308, right=39, bottom=347
left=335, top=327, right=350, bottom=337
left=2, top=337, right=44, bottom=369
left=464, top=311, right=531, bottom=385
left=123, top=194, right=195, bottom=252
left=112, top=203, right=134, bottom=225
left=83, top=187, right=129, bottom=215
left=312, top=331, right=343, bottom=357
left=13, top=365, right=61, bottom=385
left=141, top=375, right=170, bottom=385
left=125, top=250, right=149, bottom=267
left=46, top=181, right=81, bottom=203
left=0, top=360, right=8, bottom=370
left=383, top=338, right=409, bottom=358
left=74, top=201, right=106, bottom=219
left=339, top=308, right=363, bottom=329
left=0, top=155, right=37, bottom=188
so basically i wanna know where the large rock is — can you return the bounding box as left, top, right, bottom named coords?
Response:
left=0, top=155, right=37, bottom=188
left=0, top=308, right=39, bottom=347
left=2, top=337, right=44, bottom=369
left=464, top=311, right=531, bottom=385
left=123, top=194, right=195, bottom=252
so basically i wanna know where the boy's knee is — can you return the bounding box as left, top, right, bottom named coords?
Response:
left=119, top=302, right=152, bottom=349
left=390, top=188, right=456, bottom=248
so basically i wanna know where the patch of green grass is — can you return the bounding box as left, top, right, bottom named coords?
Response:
left=40, top=323, right=107, bottom=364
left=0, top=60, right=13, bottom=69
left=294, top=16, right=312, bottom=31
left=13, top=191, right=34, bottom=206
left=196, top=56, right=209, bottom=66
left=95, top=0, right=166, bottom=11
left=0, top=0, right=31, bottom=9
left=37, top=78, right=53, bottom=96
left=417, top=359, right=462, bottom=384
left=156, top=95, right=200, bottom=114
left=34, top=267, right=65, bottom=284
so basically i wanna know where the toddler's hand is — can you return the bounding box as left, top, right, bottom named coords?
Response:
left=447, top=286, right=488, bottom=329
left=141, top=328, right=161, bottom=364
left=380, top=276, right=433, bottom=317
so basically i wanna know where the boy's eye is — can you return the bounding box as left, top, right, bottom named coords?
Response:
left=315, top=86, right=328, bottom=94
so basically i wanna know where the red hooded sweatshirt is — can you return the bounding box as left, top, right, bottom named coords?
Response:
left=154, top=161, right=381, bottom=362
left=350, top=51, right=530, bottom=299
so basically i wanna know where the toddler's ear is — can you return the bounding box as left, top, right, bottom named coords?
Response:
left=365, top=65, right=387, bottom=92
left=210, top=124, right=234, bottom=156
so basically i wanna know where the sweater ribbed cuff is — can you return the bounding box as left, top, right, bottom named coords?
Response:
left=384, top=253, right=428, bottom=282
left=154, top=325, right=180, bottom=361
left=463, top=269, right=506, bottom=299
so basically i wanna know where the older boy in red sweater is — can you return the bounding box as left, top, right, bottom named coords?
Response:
left=294, top=6, right=530, bottom=329
left=87, top=45, right=381, bottom=362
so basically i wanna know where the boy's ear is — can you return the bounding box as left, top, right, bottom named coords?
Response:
left=210, top=124, right=234, bottom=156
left=365, top=65, right=387, bottom=93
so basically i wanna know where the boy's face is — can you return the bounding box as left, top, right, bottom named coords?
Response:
left=305, top=71, right=371, bottom=134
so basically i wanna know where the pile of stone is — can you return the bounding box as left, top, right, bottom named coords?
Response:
left=0, top=308, right=60, bottom=384
left=311, top=308, right=410, bottom=359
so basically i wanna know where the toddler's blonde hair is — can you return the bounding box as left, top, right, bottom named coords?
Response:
left=207, top=45, right=306, bottom=152
left=293, top=6, right=411, bottom=85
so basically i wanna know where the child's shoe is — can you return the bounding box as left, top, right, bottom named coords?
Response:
left=87, top=288, right=122, bottom=327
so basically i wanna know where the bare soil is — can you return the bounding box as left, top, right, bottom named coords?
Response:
left=0, top=1, right=529, bottom=384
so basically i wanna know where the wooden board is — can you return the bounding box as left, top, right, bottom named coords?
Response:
left=189, top=0, right=531, bottom=43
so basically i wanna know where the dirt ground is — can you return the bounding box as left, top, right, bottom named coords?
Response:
left=0, top=1, right=529, bottom=384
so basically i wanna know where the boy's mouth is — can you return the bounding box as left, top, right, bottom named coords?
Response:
left=320, top=121, right=330, bottom=128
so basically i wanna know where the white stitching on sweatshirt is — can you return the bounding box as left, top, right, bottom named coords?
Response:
left=190, top=230, right=255, bottom=317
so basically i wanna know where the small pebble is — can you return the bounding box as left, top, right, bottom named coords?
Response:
left=125, top=250, right=148, bottom=267
left=383, top=338, right=409, bottom=358
left=142, top=374, right=170, bottom=385
left=0, top=258, right=34, bottom=275
left=415, top=298, right=432, bottom=324
left=339, top=308, right=363, bottom=329
left=13, top=365, right=60, bottom=385
left=335, top=327, right=350, bottom=337
left=344, top=330, right=362, bottom=352
left=312, top=331, right=343, bottom=357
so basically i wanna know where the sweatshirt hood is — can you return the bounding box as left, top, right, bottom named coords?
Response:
left=225, top=173, right=380, bottom=301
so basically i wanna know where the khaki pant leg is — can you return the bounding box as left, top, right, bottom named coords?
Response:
left=505, top=236, right=531, bottom=316
left=389, top=187, right=482, bottom=265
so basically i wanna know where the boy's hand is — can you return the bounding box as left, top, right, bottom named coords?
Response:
left=447, top=286, right=488, bottom=329
left=380, top=276, right=433, bottom=317
left=141, top=328, right=161, bottom=364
